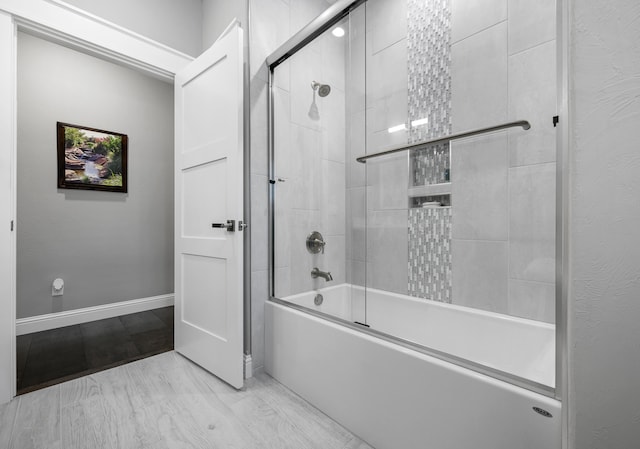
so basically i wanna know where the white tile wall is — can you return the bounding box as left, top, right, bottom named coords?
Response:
left=367, top=127, right=409, bottom=152
left=367, top=153, right=409, bottom=211
left=290, top=0, right=331, bottom=35
left=274, top=266, right=291, bottom=298
left=349, top=260, right=367, bottom=288
left=250, top=0, right=290, bottom=82
left=451, top=21, right=508, bottom=132
left=451, top=133, right=508, bottom=241
left=250, top=80, right=269, bottom=176
left=322, top=89, right=347, bottom=163
left=251, top=174, right=269, bottom=272
left=271, top=1, right=348, bottom=299
left=323, top=235, right=347, bottom=285
left=366, top=34, right=408, bottom=172
left=450, top=2, right=557, bottom=321
left=289, top=123, right=321, bottom=210
left=507, top=0, right=556, bottom=55
left=288, top=208, right=323, bottom=294
left=251, top=0, right=340, bottom=370
left=508, top=162, right=556, bottom=284
left=274, top=58, right=291, bottom=93
left=366, top=0, right=408, bottom=54
left=451, top=0, right=507, bottom=44
left=322, top=23, right=348, bottom=93
left=451, top=239, right=508, bottom=313
left=366, top=209, right=409, bottom=294
left=250, top=268, right=268, bottom=368
left=348, top=109, right=366, bottom=188
left=259, top=0, right=559, bottom=363
left=508, top=279, right=555, bottom=323
left=346, top=7, right=367, bottom=287
left=274, top=180, right=292, bottom=269
left=347, top=6, right=367, bottom=115
left=508, top=40, right=557, bottom=167
left=368, top=39, right=408, bottom=108
left=321, top=159, right=347, bottom=235
left=289, top=42, right=324, bottom=131
left=273, top=87, right=292, bottom=176
left=348, top=187, right=366, bottom=262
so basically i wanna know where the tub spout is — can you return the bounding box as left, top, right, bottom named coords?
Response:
left=311, top=267, right=333, bottom=281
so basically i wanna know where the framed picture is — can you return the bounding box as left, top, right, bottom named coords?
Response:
left=57, top=122, right=128, bottom=193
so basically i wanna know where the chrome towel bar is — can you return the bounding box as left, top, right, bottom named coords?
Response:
left=356, top=120, right=531, bottom=163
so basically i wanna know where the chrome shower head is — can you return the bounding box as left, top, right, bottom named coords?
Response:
left=311, top=81, right=331, bottom=97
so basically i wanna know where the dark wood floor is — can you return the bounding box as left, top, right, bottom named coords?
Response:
left=16, top=306, right=174, bottom=395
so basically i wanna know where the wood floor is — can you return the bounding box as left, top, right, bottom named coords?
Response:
left=0, top=351, right=375, bottom=449
left=17, top=307, right=174, bottom=394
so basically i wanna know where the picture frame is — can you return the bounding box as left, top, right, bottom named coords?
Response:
left=57, top=122, right=128, bottom=193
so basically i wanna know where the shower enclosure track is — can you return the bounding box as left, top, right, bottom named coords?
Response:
left=356, top=120, right=531, bottom=163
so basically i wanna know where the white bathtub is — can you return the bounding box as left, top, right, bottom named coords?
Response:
left=266, top=283, right=561, bottom=449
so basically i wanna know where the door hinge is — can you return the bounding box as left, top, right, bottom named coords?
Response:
left=553, top=115, right=559, bottom=127
left=10, top=220, right=13, bottom=231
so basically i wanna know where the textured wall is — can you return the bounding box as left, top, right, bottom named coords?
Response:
left=570, top=0, right=640, bottom=447
left=17, top=33, right=174, bottom=318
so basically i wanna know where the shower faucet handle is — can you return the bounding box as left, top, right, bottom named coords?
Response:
left=306, top=231, right=326, bottom=254
left=310, top=238, right=326, bottom=253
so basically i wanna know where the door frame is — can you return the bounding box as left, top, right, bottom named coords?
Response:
left=0, top=0, right=247, bottom=403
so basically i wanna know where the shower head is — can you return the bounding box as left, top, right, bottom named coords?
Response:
left=311, top=81, right=331, bottom=97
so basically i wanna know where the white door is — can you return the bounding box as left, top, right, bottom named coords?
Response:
left=174, top=24, right=244, bottom=389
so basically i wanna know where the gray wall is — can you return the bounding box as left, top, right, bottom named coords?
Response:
left=202, top=0, right=248, bottom=50
left=569, top=0, right=640, bottom=447
left=63, top=0, right=203, bottom=56
left=17, top=32, right=174, bottom=319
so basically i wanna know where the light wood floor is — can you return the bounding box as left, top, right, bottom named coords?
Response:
left=0, top=351, right=374, bottom=449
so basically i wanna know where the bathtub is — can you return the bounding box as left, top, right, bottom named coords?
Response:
left=265, top=283, right=561, bottom=449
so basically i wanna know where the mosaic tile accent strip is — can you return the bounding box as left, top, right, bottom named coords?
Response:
left=407, top=0, right=453, bottom=301
left=407, top=0, right=452, bottom=186
left=411, top=144, right=450, bottom=186
left=408, top=207, right=452, bottom=302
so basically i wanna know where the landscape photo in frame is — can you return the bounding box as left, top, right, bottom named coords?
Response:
left=57, top=122, right=128, bottom=193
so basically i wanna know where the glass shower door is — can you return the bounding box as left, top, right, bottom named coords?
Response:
left=272, top=13, right=361, bottom=323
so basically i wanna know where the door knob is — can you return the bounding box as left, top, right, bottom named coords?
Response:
left=212, top=220, right=235, bottom=232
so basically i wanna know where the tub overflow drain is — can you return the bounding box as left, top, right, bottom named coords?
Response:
left=532, top=407, right=553, bottom=418
left=314, top=294, right=323, bottom=306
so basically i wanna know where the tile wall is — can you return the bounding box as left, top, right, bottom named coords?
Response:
left=450, top=0, right=557, bottom=323
left=406, top=0, right=453, bottom=301
left=254, top=0, right=557, bottom=373
left=352, top=0, right=556, bottom=321
left=268, top=4, right=348, bottom=300
left=358, top=0, right=410, bottom=295
left=408, top=207, right=452, bottom=302
left=249, top=0, right=340, bottom=370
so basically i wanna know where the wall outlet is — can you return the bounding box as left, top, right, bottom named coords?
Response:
left=52, top=278, right=64, bottom=296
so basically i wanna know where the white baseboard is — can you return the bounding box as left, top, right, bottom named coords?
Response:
left=16, top=294, right=174, bottom=336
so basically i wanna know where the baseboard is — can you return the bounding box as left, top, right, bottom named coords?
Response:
left=16, top=294, right=174, bottom=336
